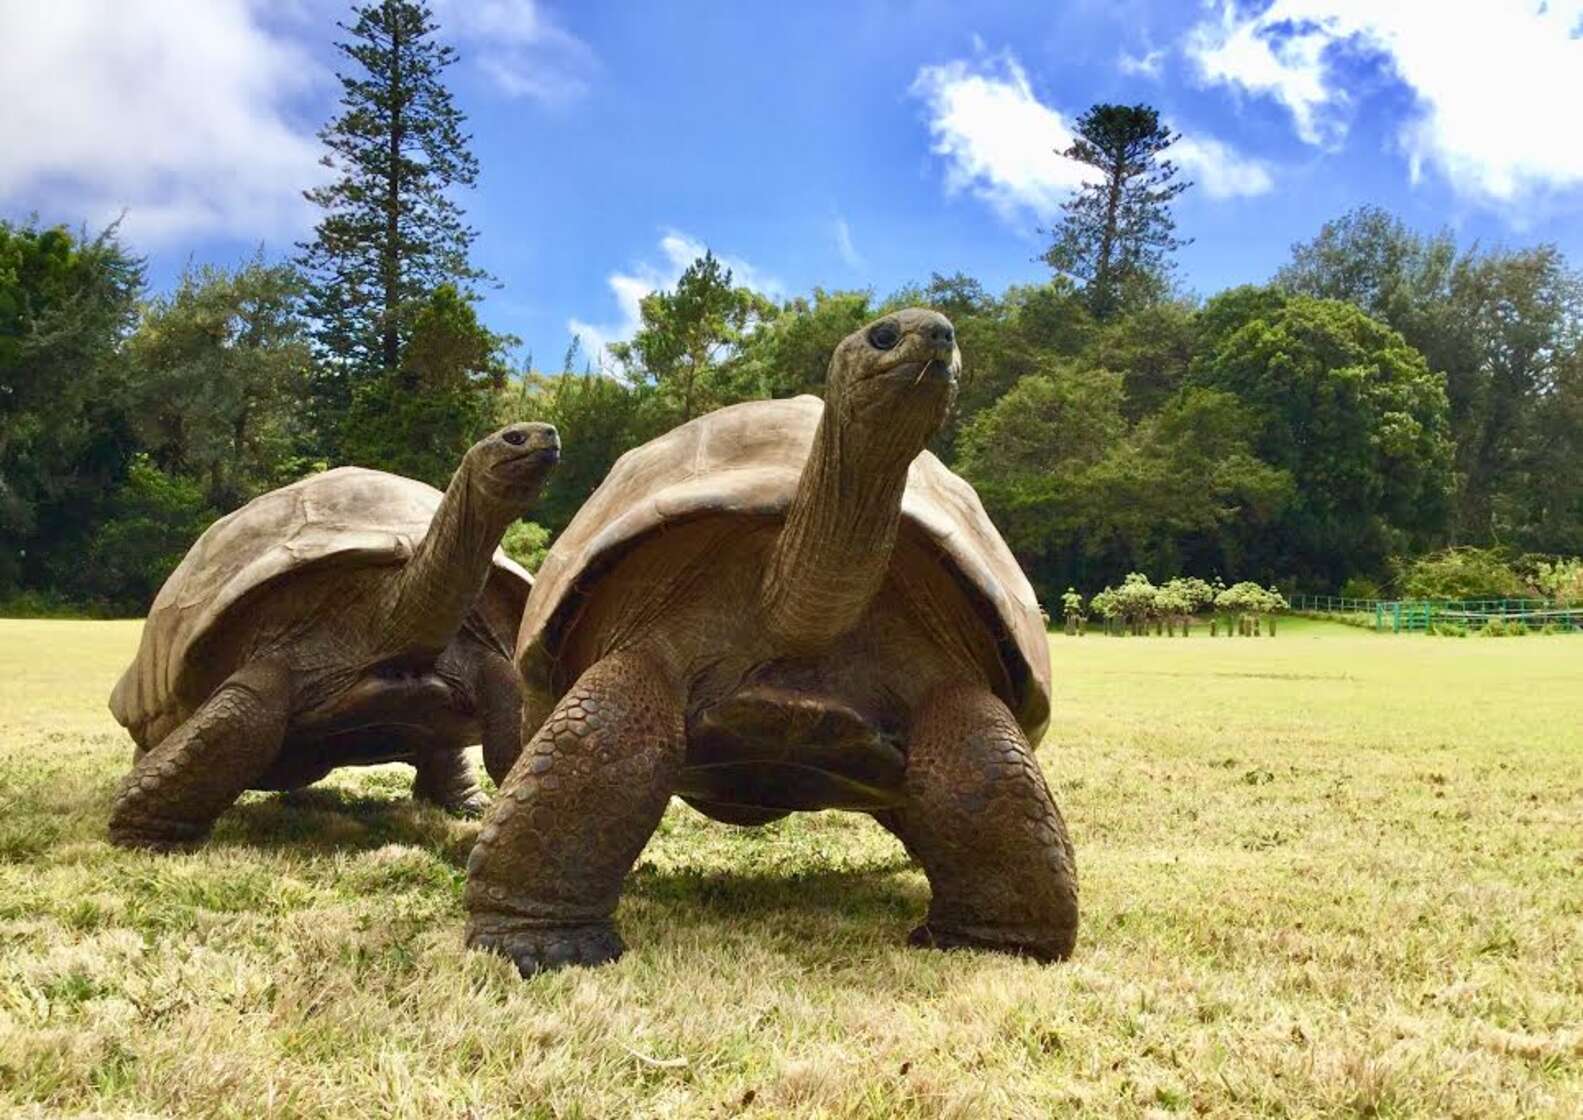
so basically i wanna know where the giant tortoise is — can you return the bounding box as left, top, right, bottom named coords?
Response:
left=108, top=423, right=559, bottom=849
left=464, top=310, right=1076, bottom=976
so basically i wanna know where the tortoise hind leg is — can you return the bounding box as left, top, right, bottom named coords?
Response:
left=881, top=683, right=1079, bottom=961
left=109, top=660, right=292, bottom=851
left=413, top=744, right=487, bottom=817
left=465, top=647, right=685, bottom=977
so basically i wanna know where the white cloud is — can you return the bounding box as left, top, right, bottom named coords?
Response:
left=910, top=52, right=1090, bottom=223
left=435, top=0, right=595, bottom=103
left=1173, top=135, right=1275, bottom=199
left=909, top=49, right=1272, bottom=223
left=568, top=231, right=782, bottom=369
left=834, top=217, right=864, bottom=269
left=1186, top=0, right=1583, bottom=203
left=0, top=0, right=323, bottom=244
left=1118, top=48, right=1166, bottom=81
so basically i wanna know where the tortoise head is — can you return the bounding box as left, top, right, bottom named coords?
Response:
left=462, top=422, right=560, bottom=513
left=824, top=307, right=958, bottom=464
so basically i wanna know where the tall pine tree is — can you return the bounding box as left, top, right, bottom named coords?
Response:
left=297, top=0, right=487, bottom=451
left=1042, top=104, right=1190, bottom=321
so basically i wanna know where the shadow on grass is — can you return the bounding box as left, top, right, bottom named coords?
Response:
left=214, top=786, right=476, bottom=868
left=203, top=787, right=933, bottom=964
left=620, top=858, right=930, bottom=969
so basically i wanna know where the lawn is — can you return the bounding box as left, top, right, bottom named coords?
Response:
left=1, top=617, right=1579, bottom=1118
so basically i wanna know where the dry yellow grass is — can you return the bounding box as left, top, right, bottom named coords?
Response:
left=1, top=617, right=1579, bottom=1118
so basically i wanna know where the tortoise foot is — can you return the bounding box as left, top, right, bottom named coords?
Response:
left=108, top=816, right=210, bottom=853
left=434, top=789, right=489, bottom=819
left=908, top=922, right=1073, bottom=963
left=468, top=920, right=625, bottom=978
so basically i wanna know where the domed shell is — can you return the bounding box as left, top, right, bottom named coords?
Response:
left=111, top=466, right=531, bottom=735
left=517, top=395, right=1051, bottom=739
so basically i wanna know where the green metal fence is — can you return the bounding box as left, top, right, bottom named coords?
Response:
left=1291, top=594, right=1581, bottom=632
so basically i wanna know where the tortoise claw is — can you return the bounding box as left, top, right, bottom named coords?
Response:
left=440, top=790, right=490, bottom=819
left=469, top=921, right=625, bottom=978
left=908, top=922, right=1073, bottom=963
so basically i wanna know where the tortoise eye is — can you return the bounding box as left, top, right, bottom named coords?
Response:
left=502, top=429, right=528, bottom=446
left=868, top=321, right=900, bottom=350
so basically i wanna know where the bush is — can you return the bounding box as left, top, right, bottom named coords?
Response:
left=1339, top=576, right=1383, bottom=601
left=1215, top=581, right=1287, bottom=615
left=1397, top=547, right=1531, bottom=600
left=0, top=590, right=114, bottom=619
left=1479, top=617, right=1528, bottom=637
left=500, top=520, right=552, bottom=573
left=1526, top=556, right=1583, bottom=606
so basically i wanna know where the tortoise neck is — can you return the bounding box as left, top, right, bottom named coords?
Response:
left=386, top=464, right=516, bottom=656
left=758, top=407, right=912, bottom=651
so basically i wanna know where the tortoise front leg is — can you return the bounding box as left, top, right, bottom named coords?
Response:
left=465, top=648, right=685, bottom=977
left=475, top=649, right=525, bottom=787
left=109, top=660, right=292, bottom=851
left=883, top=684, right=1079, bottom=961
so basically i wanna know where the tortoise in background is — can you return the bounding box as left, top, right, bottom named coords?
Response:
left=108, top=423, right=559, bottom=849
left=465, top=310, right=1076, bottom=976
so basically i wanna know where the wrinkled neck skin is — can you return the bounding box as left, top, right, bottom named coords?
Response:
left=759, top=403, right=918, bottom=652
left=385, top=464, right=519, bottom=658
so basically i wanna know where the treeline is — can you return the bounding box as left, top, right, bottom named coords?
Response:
left=6, top=205, right=1578, bottom=615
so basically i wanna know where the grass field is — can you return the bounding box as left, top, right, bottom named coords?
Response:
left=1, top=617, right=1580, bottom=1118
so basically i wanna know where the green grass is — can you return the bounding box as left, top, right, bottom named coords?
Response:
left=1, top=618, right=1580, bottom=1118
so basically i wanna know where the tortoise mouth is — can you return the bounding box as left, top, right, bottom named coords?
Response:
left=883, top=356, right=957, bottom=387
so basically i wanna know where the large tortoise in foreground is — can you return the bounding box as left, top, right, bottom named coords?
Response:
left=108, top=423, right=560, bottom=849
left=466, top=310, right=1076, bottom=976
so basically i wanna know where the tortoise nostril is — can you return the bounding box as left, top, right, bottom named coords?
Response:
left=930, top=324, right=955, bottom=347
left=502, top=429, right=528, bottom=447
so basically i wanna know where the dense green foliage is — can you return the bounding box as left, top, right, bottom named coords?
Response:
left=5, top=206, right=1581, bottom=615
left=0, top=222, right=143, bottom=600
left=1277, top=206, right=1583, bottom=552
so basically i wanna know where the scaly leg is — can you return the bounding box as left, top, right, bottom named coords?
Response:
left=465, top=648, right=685, bottom=976
left=476, top=650, right=526, bottom=787
left=412, top=742, right=487, bottom=817
left=109, top=660, right=292, bottom=851
left=884, top=684, right=1078, bottom=961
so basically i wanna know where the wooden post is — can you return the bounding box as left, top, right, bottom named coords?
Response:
left=1210, top=619, right=1217, bottom=637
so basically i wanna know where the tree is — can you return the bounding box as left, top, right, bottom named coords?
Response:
left=1278, top=207, right=1583, bottom=551
left=1189, top=293, right=1454, bottom=587
left=340, top=283, right=512, bottom=486
left=734, top=288, right=874, bottom=400
left=609, top=251, right=775, bottom=423
left=1041, top=104, right=1191, bottom=321
left=124, top=257, right=310, bottom=510
left=1082, top=388, right=1292, bottom=581
left=1081, top=299, right=1197, bottom=421
left=296, top=0, right=486, bottom=448
left=498, top=340, right=661, bottom=535
left=0, top=220, right=142, bottom=598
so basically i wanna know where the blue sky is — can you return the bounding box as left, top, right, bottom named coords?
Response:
left=4, top=0, right=1582, bottom=369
